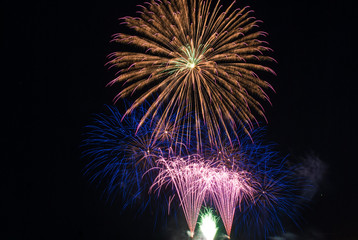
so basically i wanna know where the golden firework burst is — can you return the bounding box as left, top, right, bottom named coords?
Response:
left=108, top=0, right=276, bottom=151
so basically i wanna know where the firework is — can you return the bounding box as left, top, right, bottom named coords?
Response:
left=108, top=0, right=276, bottom=150
left=236, top=161, right=306, bottom=239
left=81, top=105, right=172, bottom=212
left=199, top=208, right=219, bottom=240
left=79, top=0, right=310, bottom=237
left=233, top=138, right=307, bottom=239
left=197, top=127, right=306, bottom=239
left=149, top=155, right=215, bottom=238
left=209, top=165, right=254, bottom=238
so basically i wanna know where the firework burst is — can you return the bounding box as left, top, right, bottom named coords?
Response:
left=208, top=165, right=255, bottom=238
left=81, top=105, right=174, bottom=212
left=197, top=128, right=306, bottom=239
left=149, top=155, right=215, bottom=238
left=236, top=161, right=306, bottom=239
left=108, top=0, right=276, bottom=150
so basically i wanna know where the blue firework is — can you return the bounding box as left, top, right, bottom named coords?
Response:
left=232, top=137, right=306, bottom=239
left=81, top=104, right=173, bottom=213
left=235, top=160, right=306, bottom=240
left=198, top=127, right=306, bottom=239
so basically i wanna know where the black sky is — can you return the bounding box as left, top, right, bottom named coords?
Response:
left=3, top=0, right=358, bottom=239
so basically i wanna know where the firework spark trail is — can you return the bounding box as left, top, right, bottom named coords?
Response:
left=208, top=166, right=255, bottom=238
left=149, top=155, right=215, bottom=238
left=108, top=0, right=276, bottom=151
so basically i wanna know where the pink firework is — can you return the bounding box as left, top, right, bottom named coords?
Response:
left=209, top=166, right=255, bottom=238
left=150, top=155, right=214, bottom=238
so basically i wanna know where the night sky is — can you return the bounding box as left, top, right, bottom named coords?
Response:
left=3, top=0, right=358, bottom=239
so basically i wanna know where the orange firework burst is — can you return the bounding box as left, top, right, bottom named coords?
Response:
left=108, top=0, right=276, bottom=150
